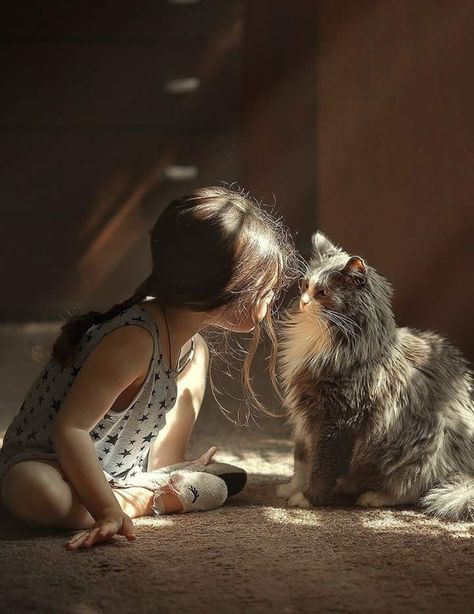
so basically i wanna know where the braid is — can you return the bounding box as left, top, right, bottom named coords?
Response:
left=51, top=275, right=153, bottom=367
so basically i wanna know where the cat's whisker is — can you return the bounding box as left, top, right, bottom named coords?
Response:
left=329, top=313, right=357, bottom=338
left=323, top=311, right=356, bottom=342
left=324, top=308, right=361, bottom=332
left=323, top=309, right=361, bottom=343
left=334, top=312, right=363, bottom=335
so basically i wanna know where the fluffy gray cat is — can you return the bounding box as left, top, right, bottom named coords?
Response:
left=277, top=231, right=474, bottom=521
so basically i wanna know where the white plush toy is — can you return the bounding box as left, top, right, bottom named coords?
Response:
left=113, top=446, right=247, bottom=515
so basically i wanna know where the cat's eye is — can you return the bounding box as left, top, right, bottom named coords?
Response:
left=299, top=279, right=309, bottom=293
left=315, top=288, right=326, bottom=297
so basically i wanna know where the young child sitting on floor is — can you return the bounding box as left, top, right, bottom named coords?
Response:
left=0, top=185, right=297, bottom=550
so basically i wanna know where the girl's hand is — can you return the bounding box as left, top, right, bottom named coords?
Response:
left=65, top=507, right=136, bottom=550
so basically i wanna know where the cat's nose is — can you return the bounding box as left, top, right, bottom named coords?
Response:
left=299, top=293, right=310, bottom=311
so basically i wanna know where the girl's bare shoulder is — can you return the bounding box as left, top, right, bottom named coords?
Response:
left=68, top=322, right=155, bottom=394
left=55, top=323, right=155, bottom=430
left=92, top=322, right=154, bottom=374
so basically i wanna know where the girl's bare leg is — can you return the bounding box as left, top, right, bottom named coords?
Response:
left=0, top=459, right=162, bottom=530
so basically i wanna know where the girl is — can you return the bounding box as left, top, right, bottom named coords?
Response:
left=0, top=185, right=296, bottom=550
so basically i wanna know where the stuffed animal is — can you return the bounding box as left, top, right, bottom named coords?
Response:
left=112, top=446, right=247, bottom=514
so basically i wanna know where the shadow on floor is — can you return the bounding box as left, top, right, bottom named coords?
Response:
left=1, top=325, right=473, bottom=613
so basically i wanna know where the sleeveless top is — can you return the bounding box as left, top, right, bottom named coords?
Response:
left=0, top=303, right=193, bottom=485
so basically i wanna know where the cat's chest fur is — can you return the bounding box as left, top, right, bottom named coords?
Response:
left=284, top=365, right=370, bottom=431
left=278, top=312, right=376, bottom=443
left=278, top=312, right=330, bottom=404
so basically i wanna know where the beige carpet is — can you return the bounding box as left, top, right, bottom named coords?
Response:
left=1, top=324, right=473, bottom=613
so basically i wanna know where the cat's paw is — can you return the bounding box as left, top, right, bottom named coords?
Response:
left=287, top=492, right=311, bottom=508
left=304, top=490, right=332, bottom=508
left=276, top=482, right=296, bottom=499
left=356, top=490, right=388, bottom=507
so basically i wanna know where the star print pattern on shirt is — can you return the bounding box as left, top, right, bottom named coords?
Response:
left=0, top=303, right=181, bottom=483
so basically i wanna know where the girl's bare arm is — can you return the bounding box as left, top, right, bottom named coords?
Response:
left=52, top=325, right=154, bottom=520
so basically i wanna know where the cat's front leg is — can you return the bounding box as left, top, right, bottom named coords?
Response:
left=276, top=438, right=308, bottom=500
left=304, top=428, right=354, bottom=507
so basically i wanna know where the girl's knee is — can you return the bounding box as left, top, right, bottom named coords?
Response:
left=2, top=463, right=56, bottom=524
left=1, top=462, right=79, bottom=528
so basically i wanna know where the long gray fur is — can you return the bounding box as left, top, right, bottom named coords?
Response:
left=277, top=231, right=474, bottom=521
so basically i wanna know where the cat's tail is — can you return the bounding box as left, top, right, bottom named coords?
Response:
left=421, top=474, right=474, bottom=521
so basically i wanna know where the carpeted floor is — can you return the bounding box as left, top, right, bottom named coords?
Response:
left=1, top=324, right=473, bottom=613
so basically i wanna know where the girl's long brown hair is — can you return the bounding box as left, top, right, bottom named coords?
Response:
left=52, top=185, right=299, bottom=422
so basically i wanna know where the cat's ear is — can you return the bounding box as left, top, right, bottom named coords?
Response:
left=341, top=256, right=367, bottom=286
left=311, top=231, right=337, bottom=260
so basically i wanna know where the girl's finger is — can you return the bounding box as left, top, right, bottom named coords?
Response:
left=93, top=519, right=119, bottom=541
left=97, top=528, right=115, bottom=542
left=66, top=530, right=90, bottom=549
left=67, top=530, right=88, bottom=544
left=82, top=527, right=101, bottom=549
left=66, top=531, right=91, bottom=550
left=120, top=516, right=137, bottom=541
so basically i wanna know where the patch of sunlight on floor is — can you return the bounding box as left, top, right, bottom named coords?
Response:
left=443, top=525, right=474, bottom=539
left=214, top=449, right=292, bottom=476
left=359, top=509, right=474, bottom=538
left=262, top=506, right=322, bottom=526
left=136, top=515, right=177, bottom=528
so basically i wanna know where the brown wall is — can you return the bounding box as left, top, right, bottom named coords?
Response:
left=241, top=1, right=318, bottom=253
left=1, top=0, right=319, bottom=321
left=1, top=1, right=472, bottom=365
left=316, top=0, right=474, bottom=360
left=0, top=1, right=242, bottom=320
